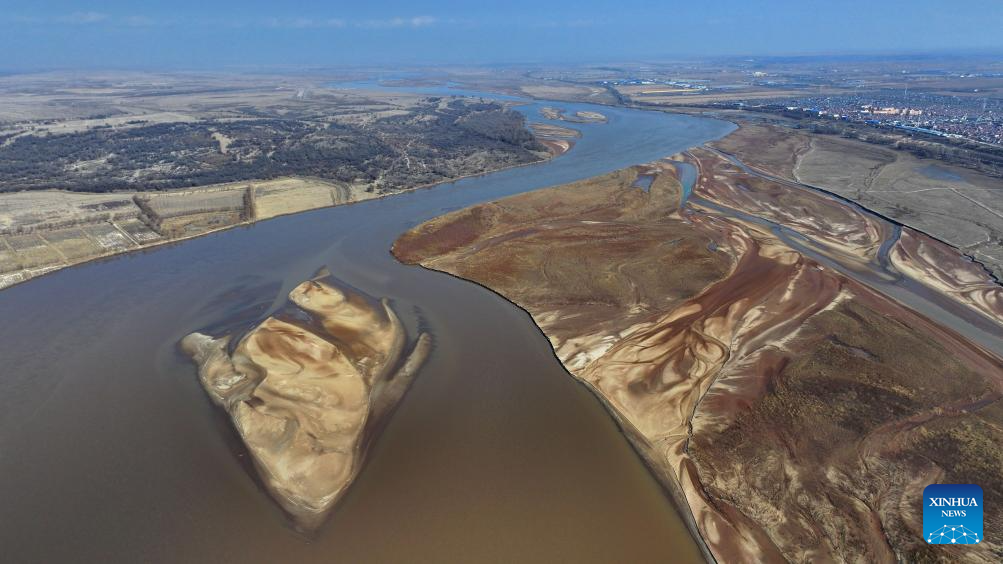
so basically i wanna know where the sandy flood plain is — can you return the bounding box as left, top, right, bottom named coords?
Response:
left=181, top=270, right=430, bottom=529
left=711, top=122, right=1003, bottom=280
left=394, top=157, right=1003, bottom=562
left=686, top=146, right=1003, bottom=327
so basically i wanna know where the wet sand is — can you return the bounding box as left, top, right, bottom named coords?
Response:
left=397, top=152, right=1003, bottom=562
left=891, top=227, right=1003, bottom=321
left=182, top=271, right=430, bottom=529
left=0, top=100, right=733, bottom=562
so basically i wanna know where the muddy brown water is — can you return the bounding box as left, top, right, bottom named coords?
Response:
left=0, top=98, right=736, bottom=563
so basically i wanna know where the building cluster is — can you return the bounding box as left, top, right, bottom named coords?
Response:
left=745, top=91, right=1003, bottom=145
left=599, top=78, right=709, bottom=91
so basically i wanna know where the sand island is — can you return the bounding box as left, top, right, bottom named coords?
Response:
left=181, top=270, right=430, bottom=529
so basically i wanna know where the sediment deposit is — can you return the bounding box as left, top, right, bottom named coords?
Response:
left=711, top=123, right=1003, bottom=279
left=529, top=122, right=580, bottom=156
left=891, top=227, right=1003, bottom=322
left=396, top=154, right=1003, bottom=562
left=181, top=270, right=430, bottom=529
left=540, top=106, right=608, bottom=123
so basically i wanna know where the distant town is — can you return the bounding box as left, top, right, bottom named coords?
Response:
left=528, top=56, right=1003, bottom=148
left=726, top=90, right=1003, bottom=146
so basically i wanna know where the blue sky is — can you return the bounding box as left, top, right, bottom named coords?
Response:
left=1, top=1, right=1001, bottom=69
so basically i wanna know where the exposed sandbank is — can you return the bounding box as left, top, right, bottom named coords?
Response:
left=181, top=270, right=430, bottom=529
left=395, top=155, right=1003, bottom=562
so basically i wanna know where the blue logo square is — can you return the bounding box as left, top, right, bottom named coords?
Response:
left=924, top=484, right=983, bottom=545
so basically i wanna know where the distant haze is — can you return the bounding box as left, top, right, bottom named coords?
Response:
left=1, top=0, right=1002, bottom=69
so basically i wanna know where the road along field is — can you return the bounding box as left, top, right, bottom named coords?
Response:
left=0, top=177, right=377, bottom=290
left=0, top=76, right=562, bottom=290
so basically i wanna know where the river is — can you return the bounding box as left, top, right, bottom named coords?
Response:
left=692, top=148, right=1003, bottom=357
left=0, top=90, right=735, bottom=562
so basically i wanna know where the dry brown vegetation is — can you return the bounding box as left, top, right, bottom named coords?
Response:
left=712, top=123, right=1003, bottom=278
left=396, top=164, right=730, bottom=349
left=0, top=177, right=377, bottom=290
left=396, top=157, right=1003, bottom=563
left=539, top=106, right=607, bottom=123
left=711, top=122, right=813, bottom=180
left=518, top=83, right=614, bottom=103
left=619, top=88, right=808, bottom=107
left=0, top=72, right=562, bottom=290
left=691, top=294, right=999, bottom=563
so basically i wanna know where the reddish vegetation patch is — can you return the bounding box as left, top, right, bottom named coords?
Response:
left=709, top=123, right=811, bottom=179
left=396, top=156, right=1003, bottom=563
left=688, top=148, right=891, bottom=263
left=394, top=205, right=496, bottom=262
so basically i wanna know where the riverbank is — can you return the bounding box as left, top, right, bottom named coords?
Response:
left=0, top=101, right=737, bottom=563
left=0, top=147, right=561, bottom=293
left=394, top=155, right=1003, bottom=562
left=393, top=162, right=725, bottom=561
left=709, top=121, right=1003, bottom=280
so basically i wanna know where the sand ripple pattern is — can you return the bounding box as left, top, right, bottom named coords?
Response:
left=181, top=270, right=430, bottom=529
left=397, top=153, right=1003, bottom=563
